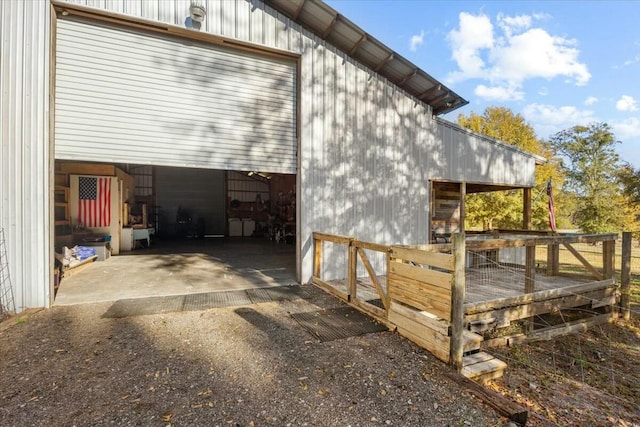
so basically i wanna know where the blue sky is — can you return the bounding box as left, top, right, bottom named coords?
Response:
left=325, top=0, right=640, bottom=168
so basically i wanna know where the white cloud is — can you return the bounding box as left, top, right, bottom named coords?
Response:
left=623, top=55, right=640, bottom=66
left=538, top=86, right=549, bottom=96
left=446, top=12, right=590, bottom=101
left=409, top=30, right=425, bottom=52
left=474, top=84, right=524, bottom=101
left=522, top=103, right=595, bottom=137
left=584, top=96, right=598, bottom=106
left=616, top=95, right=638, bottom=112
left=490, top=29, right=590, bottom=85
left=611, top=117, right=640, bottom=140
left=497, top=13, right=532, bottom=37
left=447, top=13, right=494, bottom=81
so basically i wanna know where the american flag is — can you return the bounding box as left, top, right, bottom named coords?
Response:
left=78, top=176, right=111, bottom=227
left=546, top=178, right=556, bottom=232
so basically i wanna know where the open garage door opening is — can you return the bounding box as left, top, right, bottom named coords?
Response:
left=53, top=161, right=298, bottom=305
left=51, top=13, right=299, bottom=304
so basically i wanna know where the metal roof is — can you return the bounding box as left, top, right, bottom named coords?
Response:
left=265, top=0, right=468, bottom=115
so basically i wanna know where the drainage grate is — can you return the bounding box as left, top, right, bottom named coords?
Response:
left=183, top=290, right=251, bottom=311
left=246, top=288, right=275, bottom=304
left=290, top=306, right=388, bottom=342
left=103, top=285, right=310, bottom=318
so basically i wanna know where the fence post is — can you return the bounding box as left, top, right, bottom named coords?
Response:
left=525, top=245, right=536, bottom=293
left=523, top=244, right=537, bottom=333
left=450, top=233, right=466, bottom=371
left=621, top=232, right=632, bottom=321
left=313, top=237, right=322, bottom=279
left=347, top=239, right=357, bottom=302
left=603, top=239, right=615, bottom=280
left=546, top=243, right=559, bottom=276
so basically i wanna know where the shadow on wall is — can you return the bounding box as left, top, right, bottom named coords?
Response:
left=148, top=5, right=534, bottom=282
left=154, top=40, right=296, bottom=173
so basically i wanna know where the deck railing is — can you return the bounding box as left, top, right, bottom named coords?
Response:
left=312, top=232, right=391, bottom=322
left=462, top=230, right=619, bottom=342
left=311, top=230, right=621, bottom=372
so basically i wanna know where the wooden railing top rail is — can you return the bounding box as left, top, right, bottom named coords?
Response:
left=353, top=240, right=390, bottom=253
left=312, top=232, right=353, bottom=245
left=465, top=233, right=618, bottom=250
left=312, top=232, right=391, bottom=253
left=394, top=243, right=452, bottom=252
left=467, top=229, right=555, bottom=236
left=313, top=231, right=617, bottom=251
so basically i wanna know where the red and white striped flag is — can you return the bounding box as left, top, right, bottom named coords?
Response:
left=546, top=178, right=556, bottom=232
left=78, top=176, right=111, bottom=227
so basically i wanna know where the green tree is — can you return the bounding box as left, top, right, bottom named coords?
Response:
left=617, top=163, right=640, bottom=206
left=458, top=107, right=566, bottom=230
left=616, top=163, right=640, bottom=238
left=549, top=122, right=624, bottom=233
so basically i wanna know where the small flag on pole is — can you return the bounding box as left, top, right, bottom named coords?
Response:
left=546, top=178, right=556, bottom=232
left=78, top=176, right=111, bottom=228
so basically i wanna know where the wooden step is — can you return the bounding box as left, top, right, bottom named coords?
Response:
left=461, top=351, right=507, bottom=383
left=463, top=330, right=483, bottom=352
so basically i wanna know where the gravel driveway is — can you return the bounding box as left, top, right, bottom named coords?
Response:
left=0, top=285, right=503, bottom=426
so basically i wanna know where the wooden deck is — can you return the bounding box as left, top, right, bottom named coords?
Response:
left=319, top=270, right=589, bottom=306
left=310, top=231, right=620, bottom=385
left=465, top=267, right=588, bottom=304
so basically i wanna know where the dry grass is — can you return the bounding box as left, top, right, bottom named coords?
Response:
left=488, top=240, right=640, bottom=426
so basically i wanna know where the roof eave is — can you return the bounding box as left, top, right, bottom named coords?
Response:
left=264, top=0, right=467, bottom=116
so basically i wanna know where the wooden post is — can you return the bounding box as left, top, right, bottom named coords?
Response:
left=142, top=203, right=148, bottom=228
left=385, top=249, right=392, bottom=310
left=347, top=239, right=357, bottom=301
left=459, top=182, right=466, bottom=233
left=313, top=238, right=322, bottom=279
left=525, top=244, right=536, bottom=333
left=603, top=239, right=615, bottom=280
left=450, top=233, right=466, bottom=371
left=525, top=245, right=536, bottom=293
left=620, top=232, right=631, bottom=321
left=523, top=187, right=532, bottom=230
left=546, top=243, right=559, bottom=276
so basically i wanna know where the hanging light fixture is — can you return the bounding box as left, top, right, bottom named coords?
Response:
left=189, top=2, right=206, bottom=23
left=185, top=2, right=206, bottom=30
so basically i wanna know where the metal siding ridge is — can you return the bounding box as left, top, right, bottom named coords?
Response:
left=0, top=0, right=50, bottom=311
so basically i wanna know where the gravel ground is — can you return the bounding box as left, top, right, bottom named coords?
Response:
left=0, top=286, right=505, bottom=427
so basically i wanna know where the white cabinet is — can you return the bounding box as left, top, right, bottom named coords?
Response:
left=228, top=219, right=242, bottom=237
left=242, top=219, right=255, bottom=237
left=121, top=227, right=133, bottom=251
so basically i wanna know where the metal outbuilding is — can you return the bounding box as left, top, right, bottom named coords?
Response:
left=0, top=0, right=541, bottom=312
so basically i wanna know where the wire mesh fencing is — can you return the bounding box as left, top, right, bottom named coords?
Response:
left=464, top=232, right=617, bottom=304
left=0, top=228, right=16, bottom=319
left=464, top=232, right=640, bottom=423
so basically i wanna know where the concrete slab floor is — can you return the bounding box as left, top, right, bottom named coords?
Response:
left=54, top=238, right=297, bottom=306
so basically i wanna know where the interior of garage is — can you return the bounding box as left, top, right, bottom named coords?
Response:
left=50, top=11, right=300, bottom=304
left=53, top=160, right=297, bottom=304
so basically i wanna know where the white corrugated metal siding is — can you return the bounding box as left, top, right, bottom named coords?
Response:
left=3, top=0, right=539, bottom=308
left=434, top=119, right=536, bottom=186
left=0, top=0, right=51, bottom=311
left=55, top=17, right=297, bottom=173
